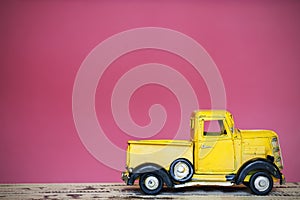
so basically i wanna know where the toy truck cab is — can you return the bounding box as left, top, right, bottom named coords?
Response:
left=121, top=110, right=284, bottom=195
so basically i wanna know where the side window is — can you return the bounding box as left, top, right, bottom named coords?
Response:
left=203, top=120, right=226, bottom=136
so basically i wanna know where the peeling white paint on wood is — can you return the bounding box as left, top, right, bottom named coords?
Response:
left=0, top=182, right=299, bottom=199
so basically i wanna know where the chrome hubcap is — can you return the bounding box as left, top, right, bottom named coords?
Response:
left=254, top=176, right=270, bottom=192
left=144, top=176, right=159, bottom=190
left=174, top=162, right=189, bottom=180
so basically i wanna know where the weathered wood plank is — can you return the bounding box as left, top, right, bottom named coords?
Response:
left=0, top=182, right=299, bottom=199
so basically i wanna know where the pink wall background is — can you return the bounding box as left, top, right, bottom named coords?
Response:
left=1, top=0, right=300, bottom=183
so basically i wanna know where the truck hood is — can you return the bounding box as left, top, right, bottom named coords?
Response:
left=239, top=129, right=278, bottom=139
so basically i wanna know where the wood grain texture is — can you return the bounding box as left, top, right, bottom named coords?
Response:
left=0, top=183, right=299, bottom=199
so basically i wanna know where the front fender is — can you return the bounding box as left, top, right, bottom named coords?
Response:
left=236, top=158, right=283, bottom=184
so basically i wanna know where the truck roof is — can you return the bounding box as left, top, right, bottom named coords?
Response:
left=192, top=110, right=232, bottom=119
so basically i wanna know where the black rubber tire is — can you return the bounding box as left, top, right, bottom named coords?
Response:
left=249, top=171, right=273, bottom=195
left=139, top=172, right=163, bottom=195
left=169, top=158, right=194, bottom=183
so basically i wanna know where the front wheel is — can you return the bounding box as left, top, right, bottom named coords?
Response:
left=139, top=172, right=163, bottom=195
left=249, top=171, right=273, bottom=195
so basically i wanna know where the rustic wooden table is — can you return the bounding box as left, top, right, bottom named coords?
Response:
left=0, top=182, right=299, bottom=199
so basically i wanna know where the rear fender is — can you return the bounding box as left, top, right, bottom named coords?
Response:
left=128, top=163, right=173, bottom=187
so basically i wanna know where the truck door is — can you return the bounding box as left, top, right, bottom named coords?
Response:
left=195, top=119, right=235, bottom=174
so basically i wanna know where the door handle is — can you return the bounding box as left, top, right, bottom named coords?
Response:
left=201, top=144, right=212, bottom=149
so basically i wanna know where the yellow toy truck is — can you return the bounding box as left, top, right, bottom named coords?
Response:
left=121, top=110, right=284, bottom=195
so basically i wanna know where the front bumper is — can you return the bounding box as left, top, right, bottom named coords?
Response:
left=280, top=174, right=286, bottom=185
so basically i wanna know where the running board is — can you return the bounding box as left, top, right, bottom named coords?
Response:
left=174, top=181, right=234, bottom=188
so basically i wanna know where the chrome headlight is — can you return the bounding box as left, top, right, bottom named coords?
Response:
left=271, top=137, right=283, bottom=170
left=271, top=137, right=278, bottom=147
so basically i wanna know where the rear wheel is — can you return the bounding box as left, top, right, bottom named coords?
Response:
left=249, top=172, right=273, bottom=195
left=139, top=172, right=163, bottom=195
